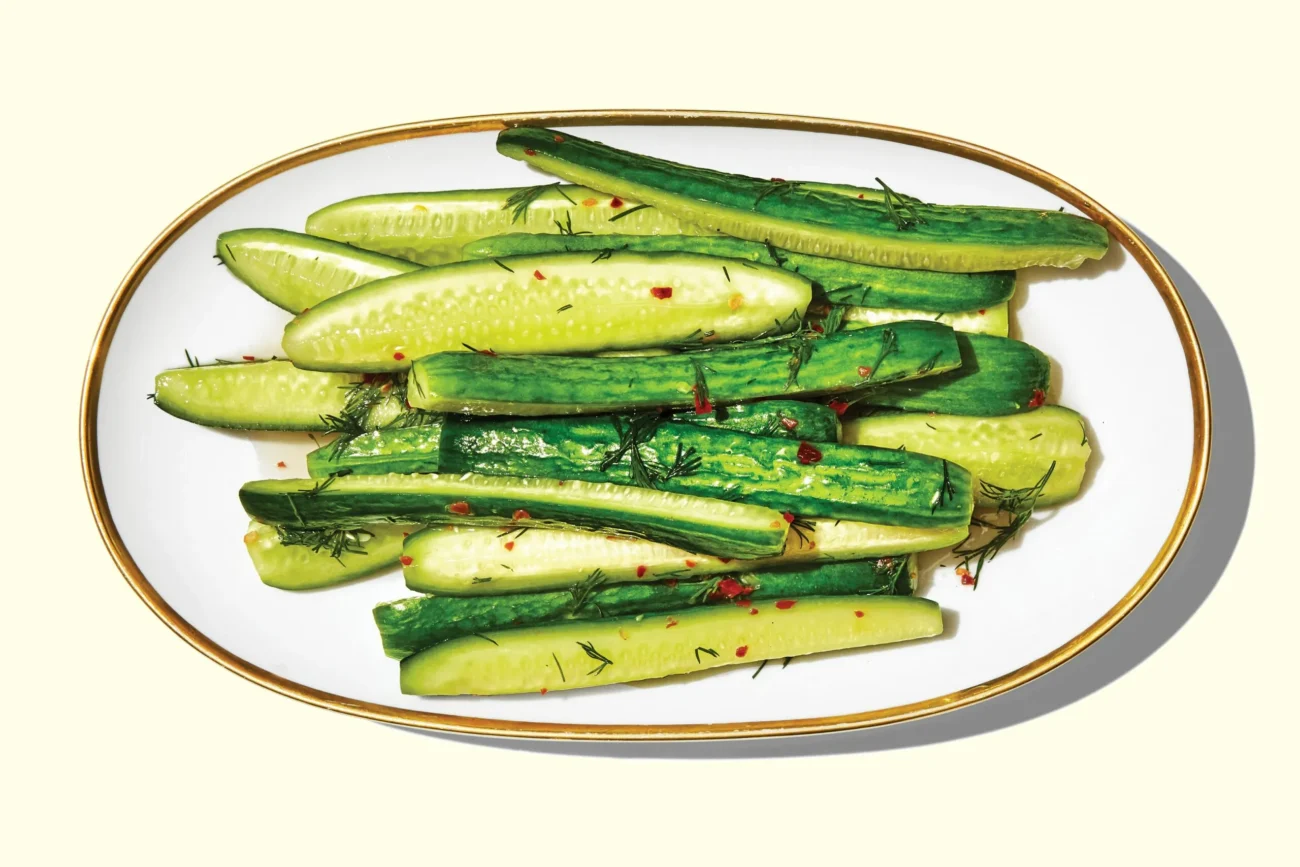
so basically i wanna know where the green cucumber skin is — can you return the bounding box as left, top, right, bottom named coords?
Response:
left=408, top=320, right=962, bottom=415
left=151, top=360, right=401, bottom=431
left=217, top=229, right=418, bottom=313
left=400, top=595, right=943, bottom=695
left=857, top=333, right=1051, bottom=416
left=402, top=521, right=960, bottom=595
left=374, top=558, right=914, bottom=659
left=842, top=406, right=1092, bottom=506
left=303, top=401, right=836, bottom=479
left=243, top=520, right=413, bottom=590
left=840, top=303, right=1009, bottom=337
left=440, top=418, right=974, bottom=529
left=305, top=422, right=444, bottom=479
left=239, top=474, right=789, bottom=560
left=305, top=186, right=702, bottom=266
left=497, top=127, right=1109, bottom=273
left=462, top=233, right=1015, bottom=312
left=281, top=251, right=812, bottom=372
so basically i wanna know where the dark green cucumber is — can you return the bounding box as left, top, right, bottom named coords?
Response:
left=151, top=360, right=403, bottom=431
left=306, top=421, right=444, bottom=478
left=402, top=521, right=964, bottom=595
left=217, top=229, right=419, bottom=313
left=282, top=251, right=812, bottom=372
left=305, top=185, right=704, bottom=266
left=462, top=233, right=1015, bottom=312
left=239, top=473, right=789, bottom=559
left=407, top=320, right=962, bottom=415
left=842, top=406, right=1092, bottom=506
left=374, top=558, right=915, bottom=659
left=400, top=595, right=943, bottom=695
left=243, top=520, right=414, bottom=590
left=439, top=418, right=974, bottom=529
left=852, top=333, right=1050, bottom=416
left=497, top=126, right=1109, bottom=272
left=303, top=401, right=836, bottom=479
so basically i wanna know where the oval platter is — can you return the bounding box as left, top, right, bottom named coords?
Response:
left=81, top=111, right=1209, bottom=740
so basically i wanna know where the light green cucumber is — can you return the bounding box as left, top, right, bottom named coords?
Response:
left=281, top=252, right=812, bottom=372
left=842, top=406, right=1092, bottom=506
left=399, top=595, right=943, bottom=695
left=497, top=126, right=1109, bottom=272
left=242, top=520, right=415, bottom=590
left=304, top=185, right=703, bottom=266
left=216, top=229, right=419, bottom=313
left=150, top=360, right=402, bottom=431
left=402, top=520, right=964, bottom=595
left=239, top=473, right=789, bottom=560
left=841, top=303, right=1009, bottom=337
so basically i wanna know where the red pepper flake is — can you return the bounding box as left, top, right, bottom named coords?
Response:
left=276, top=461, right=286, bottom=469
left=978, top=309, right=987, bottom=315
left=533, top=269, right=546, bottom=280
left=610, top=197, right=624, bottom=208
left=399, top=555, right=413, bottom=566
left=857, top=193, right=865, bottom=199
left=540, top=687, right=547, bottom=694
left=553, top=134, right=565, bottom=142
left=728, top=293, right=744, bottom=311
left=810, top=323, right=824, bottom=334
left=735, top=597, right=751, bottom=607
left=827, top=399, right=849, bottom=416
left=771, top=177, right=785, bottom=183
left=650, top=286, right=673, bottom=299
left=956, top=566, right=975, bottom=586
left=719, top=558, right=733, bottom=564
left=857, top=365, right=873, bottom=378
left=380, top=382, right=392, bottom=392
left=780, top=417, right=798, bottom=431
left=775, top=600, right=797, bottom=610
left=666, top=618, right=678, bottom=629
left=796, top=441, right=824, bottom=465
left=710, top=577, right=748, bottom=600
left=504, top=541, right=515, bottom=551
left=513, top=509, right=531, bottom=521
left=855, top=610, right=865, bottom=618
left=636, top=565, right=647, bottom=578
left=735, top=646, right=749, bottom=658
left=447, top=501, right=471, bottom=515
left=770, top=520, right=783, bottom=529
left=750, top=608, right=759, bottom=615
left=393, top=351, right=405, bottom=361
left=243, top=530, right=259, bottom=545
left=478, top=348, right=498, bottom=357
left=684, top=559, right=697, bottom=568
left=692, top=387, right=712, bottom=415
left=402, top=532, right=409, bottom=537
left=242, top=355, right=255, bottom=361
left=301, top=307, right=310, bottom=314
left=665, top=578, right=678, bottom=588
left=523, top=148, right=536, bottom=156
left=782, top=511, right=795, bottom=524
left=581, top=197, right=597, bottom=207
left=1028, top=389, right=1046, bottom=408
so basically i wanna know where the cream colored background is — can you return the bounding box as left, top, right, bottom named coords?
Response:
left=3, top=1, right=1293, bottom=863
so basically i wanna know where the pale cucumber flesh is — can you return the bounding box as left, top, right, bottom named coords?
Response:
left=281, top=252, right=812, bottom=372
left=841, top=303, right=1009, bottom=337
left=400, top=595, right=943, bottom=695
left=243, top=520, right=414, bottom=590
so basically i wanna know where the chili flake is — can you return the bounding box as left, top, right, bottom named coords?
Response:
left=750, top=608, right=759, bottom=615
left=523, top=148, right=536, bottom=156
left=553, top=134, right=565, bottom=142
left=728, top=293, right=744, bottom=311
left=775, top=600, right=797, bottom=610
left=719, top=558, right=733, bottom=564
left=735, top=646, right=749, bottom=658
left=855, top=610, right=865, bottom=618
left=810, top=323, right=824, bottom=333
left=610, top=197, right=624, bottom=208
left=533, top=269, right=546, bottom=280
left=650, top=286, right=673, bottom=299
left=857, top=193, right=865, bottom=199
left=581, top=197, right=597, bottom=207
left=692, top=386, right=712, bottom=415
left=276, top=461, right=286, bottom=469
left=447, top=501, right=471, bottom=515
left=710, top=578, right=748, bottom=600
left=539, top=687, right=547, bottom=694
left=243, top=531, right=259, bottom=544
left=957, top=566, right=975, bottom=586
left=1028, top=388, right=1046, bottom=408
left=827, top=399, right=850, bottom=416
left=782, top=512, right=795, bottom=523
left=978, top=309, right=987, bottom=315
left=796, top=441, right=824, bottom=465
left=636, top=565, right=647, bottom=578
left=393, top=351, right=405, bottom=361
left=857, top=366, right=873, bottom=378
left=666, top=618, right=679, bottom=629
left=242, top=355, right=255, bottom=361
left=504, top=541, right=515, bottom=551
left=665, top=579, right=678, bottom=588
left=780, top=417, right=798, bottom=431
left=513, top=509, right=531, bottom=520
left=771, top=177, right=785, bottom=183
left=399, top=555, right=413, bottom=566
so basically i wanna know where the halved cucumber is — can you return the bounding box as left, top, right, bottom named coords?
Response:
left=375, top=558, right=915, bottom=659
left=239, top=473, right=789, bottom=559
left=243, top=520, right=414, bottom=590
left=842, top=406, right=1092, bottom=506
left=304, top=185, right=703, bottom=266
left=399, top=595, right=943, bottom=695
left=281, top=252, right=812, bottom=372
left=216, top=229, right=418, bottom=313
left=841, top=303, right=1009, bottom=337
left=407, top=320, right=961, bottom=415
left=497, top=126, right=1109, bottom=272
left=402, top=520, right=965, bottom=595
left=462, top=233, right=1016, bottom=312
left=151, top=360, right=401, bottom=431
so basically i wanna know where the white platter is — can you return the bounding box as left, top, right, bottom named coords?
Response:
left=82, top=112, right=1208, bottom=739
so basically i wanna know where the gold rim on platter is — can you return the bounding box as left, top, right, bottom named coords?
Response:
left=80, top=110, right=1211, bottom=740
